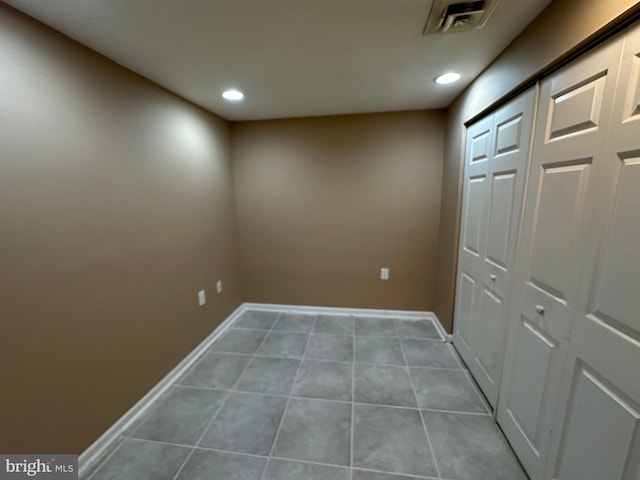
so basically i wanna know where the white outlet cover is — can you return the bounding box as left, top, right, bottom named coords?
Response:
left=198, top=289, right=206, bottom=306
left=380, top=268, right=389, bottom=280
left=216, top=280, right=223, bottom=294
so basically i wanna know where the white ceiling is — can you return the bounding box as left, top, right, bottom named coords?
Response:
left=6, top=0, right=553, bottom=121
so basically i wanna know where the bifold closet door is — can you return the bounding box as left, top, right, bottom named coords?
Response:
left=452, top=88, right=536, bottom=408
left=453, top=114, right=493, bottom=370
left=543, top=25, right=640, bottom=480
left=496, top=35, right=624, bottom=480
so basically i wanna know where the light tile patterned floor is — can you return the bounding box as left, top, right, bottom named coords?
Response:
left=84, top=310, right=528, bottom=480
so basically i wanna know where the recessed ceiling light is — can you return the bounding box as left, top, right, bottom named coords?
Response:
left=222, top=89, right=244, bottom=101
left=435, top=72, right=461, bottom=85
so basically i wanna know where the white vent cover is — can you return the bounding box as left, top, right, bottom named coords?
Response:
left=423, top=0, right=500, bottom=34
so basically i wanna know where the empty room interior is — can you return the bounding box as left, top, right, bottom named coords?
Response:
left=2, top=0, right=639, bottom=479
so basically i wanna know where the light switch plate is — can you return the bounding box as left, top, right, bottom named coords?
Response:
left=216, top=280, right=223, bottom=294
left=380, top=268, right=389, bottom=280
left=198, top=289, right=206, bottom=306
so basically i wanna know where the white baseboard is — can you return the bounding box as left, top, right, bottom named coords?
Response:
left=79, top=302, right=448, bottom=476
left=243, top=302, right=432, bottom=320
left=428, top=312, right=453, bottom=343
left=78, top=304, right=245, bottom=478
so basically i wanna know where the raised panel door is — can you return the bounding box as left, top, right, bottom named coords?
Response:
left=544, top=24, right=640, bottom=480
left=497, top=38, right=623, bottom=480
left=469, top=88, right=537, bottom=408
left=453, top=116, right=493, bottom=360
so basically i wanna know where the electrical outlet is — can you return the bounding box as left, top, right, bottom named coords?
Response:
left=198, top=289, right=206, bottom=306
left=216, top=280, right=223, bottom=294
left=380, top=268, right=389, bottom=280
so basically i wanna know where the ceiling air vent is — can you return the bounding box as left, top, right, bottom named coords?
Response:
left=423, top=0, right=500, bottom=34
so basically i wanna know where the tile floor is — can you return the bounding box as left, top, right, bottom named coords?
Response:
left=84, top=310, right=528, bottom=480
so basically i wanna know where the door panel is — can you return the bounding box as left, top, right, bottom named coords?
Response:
left=545, top=25, right=640, bottom=480
left=547, top=72, right=607, bottom=140
left=471, top=89, right=537, bottom=407
left=453, top=115, right=493, bottom=360
left=455, top=272, right=477, bottom=350
left=504, top=317, right=557, bottom=448
left=474, top=287, right=503, bottom=388
left=528, top=161, right=591, bottom=302
left=592, top=155, right=640, bottom=335
left=495, top=113, right=523, bottom=156
left=453, top=88, right=537, bottom=409
left=471, top=127, right=492, bottom=162
left=549, top=314, right=640, bottom=480
left=486, top=171, right=516, bottom=269
left=463, top=175, right=487, bottom=256
left=552, top=356, right=640, bottom=480
left=623, top=52, right=640, bottom=118
left=497, top=37, right=623, bottom=480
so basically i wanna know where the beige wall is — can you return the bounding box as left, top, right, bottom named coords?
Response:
left=434, top=0, right=640, bottom=332
left=7, top=0, right=638, bottom=455
left=0, top=6, right=242, bottom=453
left=232, top=111, right=444, bottom=311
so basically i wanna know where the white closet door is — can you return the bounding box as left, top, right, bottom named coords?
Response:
left=496, top=38, right=623, bottom=480
left=470, top=89, right=536, bottom=407
left=543, top=25, right=640, bottom=480
left=453, top=115, right=493, bottom=363
left=453, top=89, right=537, bottom=408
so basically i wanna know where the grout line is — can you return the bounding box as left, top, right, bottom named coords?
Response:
left=261, top=457, right=272, bottom=479
left=171, top=311, right=283, bottom=480
left=170, top=383, right=490, bottom=415
left=419, top=408, right=491, bottom=416
left=406, top=365, right=466, bottom=371
left=259, top=352, right=463, bottom=370
left=350, top=314, right=356, bottom=480
left=352, top=465, right=438, bottom=479
left=261, top=314, right=319, bottom=480
left=117, top=437, right=202, bottom=450
left=269, top=394, right=352, bottom=407
left=193, top=445, right=269, bottom=460
left=179, top=385, right=286, bottom=398
left=265, top=328, right=315, bottom=335
left=206, top=350, right=463, bottom=370
left=399, top=336, right=452, bottom=343
left=309, top=332, right=356, bottom=338
left=267, top=456, right=441, bottom=480
left=395, top=320, right=442, bottom=480
left=267, top=455, right=349, bottom=471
